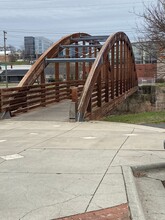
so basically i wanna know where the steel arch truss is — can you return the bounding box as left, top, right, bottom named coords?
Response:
left=77, top=32, right=138, bottom=121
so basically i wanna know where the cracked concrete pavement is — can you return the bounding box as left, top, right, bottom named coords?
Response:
left=0, top=112, right=165, bottom=219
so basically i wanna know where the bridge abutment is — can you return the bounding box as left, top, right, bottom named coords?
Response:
left=108, top=84, right=165, bottom=116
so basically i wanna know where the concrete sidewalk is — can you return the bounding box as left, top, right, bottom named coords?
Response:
left=0, top=118, right=165, bottom=220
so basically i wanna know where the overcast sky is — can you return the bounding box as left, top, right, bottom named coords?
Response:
left=0, top=0, right=155, bottom=48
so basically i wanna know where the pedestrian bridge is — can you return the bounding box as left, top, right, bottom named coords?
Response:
left=0, top=32, right=138, bottom=121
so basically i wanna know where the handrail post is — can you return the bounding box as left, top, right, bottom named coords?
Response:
left=41, top=84, right=46, bottom=107
left=70, top=86, right=78, bottom=121
left=55, top=82, right=60, bottom=102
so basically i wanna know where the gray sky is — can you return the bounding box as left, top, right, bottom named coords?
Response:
left=0, top=0, right=155, bottom=48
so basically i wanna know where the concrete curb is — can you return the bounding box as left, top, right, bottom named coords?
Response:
left=123, top=163, right=165, bottom=220
left=122, top=166, right=146, bottom=220
left=131, top=162, right=165, bottom=172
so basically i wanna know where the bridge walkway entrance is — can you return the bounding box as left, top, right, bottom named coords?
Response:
left=10, top=100, right=72, bottom=122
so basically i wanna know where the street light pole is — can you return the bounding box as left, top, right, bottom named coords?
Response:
left=3, top=30, right=8, bottom=88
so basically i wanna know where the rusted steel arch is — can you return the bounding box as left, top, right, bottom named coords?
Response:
left=18, top=32, right=90, bottom=87
left=77, top=32, right=138, bottom=121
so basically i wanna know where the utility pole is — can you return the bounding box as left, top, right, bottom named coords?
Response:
left=3, top=30, right=8, bottom=88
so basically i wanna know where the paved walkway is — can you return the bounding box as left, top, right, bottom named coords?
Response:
left=0, top=103, right=165, bottom=220
left=10, top=100, right=72, bottom=122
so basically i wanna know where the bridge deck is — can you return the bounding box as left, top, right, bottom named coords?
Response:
left=11, top=100, right=71, bottom=122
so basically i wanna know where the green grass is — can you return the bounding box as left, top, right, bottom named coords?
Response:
left=156, top=83, right=165, bottom=87
left=103, top=111, right=165, bottom=124
left=0, top=83, right=18, bottom=88
left=0, top=61, right=29, bottom=65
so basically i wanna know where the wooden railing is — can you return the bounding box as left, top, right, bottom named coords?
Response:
left=0, top=80, right=85, bottom=117
left=70, top=79, right=138, bottom=120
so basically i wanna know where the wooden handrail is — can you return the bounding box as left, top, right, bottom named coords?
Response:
left=0, top=80, right=85, bottom=117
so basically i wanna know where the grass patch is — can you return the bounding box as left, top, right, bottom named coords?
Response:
left=156, top=83, right=165, bottom=87
left=103, top=111, right=165, bottom=124
left=0, top=83, right=18, bottom=88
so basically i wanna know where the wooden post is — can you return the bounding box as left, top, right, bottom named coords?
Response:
left=40, top=71, right=46, bottom=107
left=105, top=58, right=109, bottom=102
left=116, top=41, right=119, bottom=97
left=120, top=40, right=123, bottom=94
left=66, top=48, right=70, bottom=96
left=111, top=45, right=115, bottom=99
left=129, top=50, right=133, bottom=88
left=40, top=70, right=45, bottom=84
left=129, top=49, right=131, bottom=89
left=21, top=87, right=28, bottom=112
left=82, top=41, right=86, bottom=80
left=123, top=42, right=126, bottom=93
left=126, top=45, right=129, bottom=91
left=71, top=86, right=78, bottom=102
left=87, top=98, right=92, bottom=113
left=97, top=72, right=102, bottom=107
left=94, top=47, right=97, bottom=57
left=70, top=86, right=78, bottom=121
left=41, top=84, right=46, bottom=107
left=55, top=62, right=60, bottom=102
left=66, top=48, right=70, bottom=81
left=89, top=43, right=92, bottom=71
left=55, top=82, right=59, bottom=102
left=75, top=42, right=79, bottom=80
left=55, top=63, right=59, bottom=81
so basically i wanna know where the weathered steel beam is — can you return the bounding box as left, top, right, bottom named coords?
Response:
left=45, top=58, right=95, bottom=64
left=72, top=35, right=109, bottom=42
left=60, top=44, right=102, bottom=48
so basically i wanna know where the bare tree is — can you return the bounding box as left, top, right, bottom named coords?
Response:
left=135, top=0, right=165, bottom=63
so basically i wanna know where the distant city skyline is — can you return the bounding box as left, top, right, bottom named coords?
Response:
left=0, top=0, right=156, bottom=49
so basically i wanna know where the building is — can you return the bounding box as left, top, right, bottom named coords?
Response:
left=24, top=36, right=35, bottom=59
left=0, top=46, right=14, bottom=62
left=132, top=42, right=157, bottom=64
left=132, top=42, right=158, bottom=84
left=35, top=37, right=53, bottom=56
left=24, top=36, right=53, bottom=60
left=0, top=69, right=28, bottom=83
